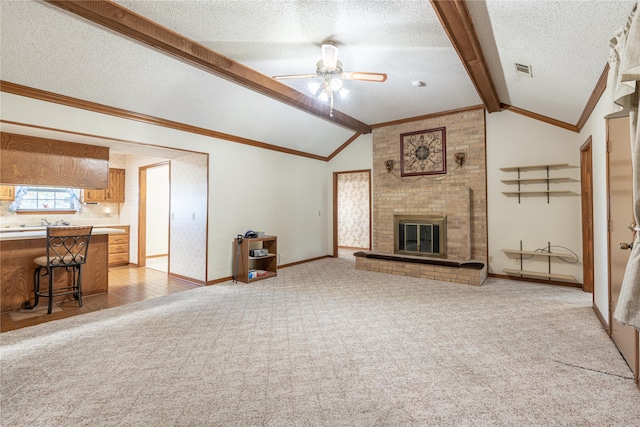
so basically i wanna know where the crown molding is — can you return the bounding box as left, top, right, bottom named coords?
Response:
left=576, top=64, right=609, bottom=133
left=0, top=81, right=328, bottom=161
left=500, top=104, right=578, bottom=132
left=371, top=105, right=485, bottom=129
left=326, top=133, right=363, bottom=161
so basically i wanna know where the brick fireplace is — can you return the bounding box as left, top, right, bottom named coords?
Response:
left=355, top=108, right=488, bottom=285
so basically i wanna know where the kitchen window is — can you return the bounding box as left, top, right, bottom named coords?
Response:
left=11, top=187, right=80, bottom=214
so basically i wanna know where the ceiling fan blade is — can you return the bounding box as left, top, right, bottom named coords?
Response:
left=342, top=71, right=387, bottom=82
left=272, top=73, right=317, bottom=80
left=322, top=41, right=339, bottom=70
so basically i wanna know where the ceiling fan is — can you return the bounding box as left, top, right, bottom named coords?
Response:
left=273, top=41, right=387, bottom=116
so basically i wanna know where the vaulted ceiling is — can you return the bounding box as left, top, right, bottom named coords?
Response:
left=0, top=1, right=636, bottom=159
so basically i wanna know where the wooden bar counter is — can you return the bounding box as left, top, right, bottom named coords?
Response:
left=0, top=228, right=123, bottom=312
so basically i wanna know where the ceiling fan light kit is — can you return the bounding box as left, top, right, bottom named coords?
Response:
left=321, top=41, right=339, bottom=70
left=273, top=41, right=387, bottom=116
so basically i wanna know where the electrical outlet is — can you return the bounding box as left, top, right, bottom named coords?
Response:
left=514, top=258, right=521, bottom=265
left=192, top=212, right=196, bottom=220
left=489, top=256, right=493, bottom=262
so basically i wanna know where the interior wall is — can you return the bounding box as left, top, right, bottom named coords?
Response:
left=486, top=109, right=583, bottom=283
left=208, top=139, right=328, bottom=278
left=578, top=85, right=613, bottom=324
left=118, top=154, right=169, bottom=265
left=169, top=154, right=207, bottom=281
left=1, top=91, right=613, bottom=296
left=145, top=164, right=169, bottom=257
left=0, top=93, right=330, bottom=282
left=326, top=134, right=374, bottom=251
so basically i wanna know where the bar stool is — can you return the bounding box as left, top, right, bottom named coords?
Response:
left=25, top=226, right=93, bottom=314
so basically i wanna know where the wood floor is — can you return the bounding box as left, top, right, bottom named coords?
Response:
left=0, top=265, right=201, bottom=333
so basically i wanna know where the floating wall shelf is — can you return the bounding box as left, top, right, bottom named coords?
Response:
left=500, top=163, right=579, bottom=203
left=502, top=242, right=579, bottom=284
left=499, top=163, right=572, bottom=172
left=503, top=268, right=578, bottom=283
left=502, top=190, right=578, bottom=196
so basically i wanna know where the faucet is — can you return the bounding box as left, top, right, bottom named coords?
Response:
left=54, top=220, right=70, bottom=226
left=40, top=219, right=51, bottom=226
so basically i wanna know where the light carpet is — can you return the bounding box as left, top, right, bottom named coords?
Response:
left=1, top=257, right=639, bottom=426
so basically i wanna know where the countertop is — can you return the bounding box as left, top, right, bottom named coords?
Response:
left=0, top=227, right=125, bottom=241
left=0, top=223, right=128, bottom=232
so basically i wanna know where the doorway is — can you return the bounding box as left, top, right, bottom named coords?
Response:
left=333, top=170, right=372, bottom=258
left=139, top=162, right=171, bottom=272
left=607, top=116, right=639, bottom=383
left=580, top=137, right=594, bottom=293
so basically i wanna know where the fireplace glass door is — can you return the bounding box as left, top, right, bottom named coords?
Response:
left=399, top=223, right=439, bottom=254
left=394, top=215, right=446, bottom=258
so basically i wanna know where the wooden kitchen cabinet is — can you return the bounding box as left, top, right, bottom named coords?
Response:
left=83, top=187, right=106, bottom=202
left=106, top=168, right=125, bottom=202
left=0, top=185, right=15, bottom=201
left=1, top=233, right=110, bottom=312
left=83, top=168, right=125, bottom=203
left=108, top=225, right=130, bottom=266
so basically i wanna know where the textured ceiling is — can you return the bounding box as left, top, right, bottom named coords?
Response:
left=115, top=0, right=482, bottom=125
left=469, top=0, right=636, bottom=124
left=0, top=0, right=637, bottom=158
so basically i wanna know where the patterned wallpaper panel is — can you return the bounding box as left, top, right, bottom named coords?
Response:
left=337, top=171, right=370, bottom=248
left=119, top=154, right=167, bottom=265
left=169, top=153, right=208, bottom=282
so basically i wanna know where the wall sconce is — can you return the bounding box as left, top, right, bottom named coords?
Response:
left=454, top=152, right=467, bottom=169
left=385, top=159, right=395, bottom=173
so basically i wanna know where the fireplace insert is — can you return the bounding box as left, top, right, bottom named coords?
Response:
left=394, top=215, right=447, bottom=258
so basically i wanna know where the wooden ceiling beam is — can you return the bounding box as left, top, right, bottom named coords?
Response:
left=45, top=0, right=371, bottom=134
left=430, top=0, right=501, bottom=112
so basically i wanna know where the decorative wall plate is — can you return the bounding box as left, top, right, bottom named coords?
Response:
left=400, top=127, right=446, bottom=177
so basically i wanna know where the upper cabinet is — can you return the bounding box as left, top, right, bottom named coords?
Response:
left=0, top=185, right=15, bottom=201
left=106, top=168, right=125, bottom=202
left=82, top=168, right=125, bottom=203
left=1, top=132, right=109, bottom=188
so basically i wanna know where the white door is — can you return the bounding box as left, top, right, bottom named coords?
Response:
left=608, top=116, right=639, bottom=382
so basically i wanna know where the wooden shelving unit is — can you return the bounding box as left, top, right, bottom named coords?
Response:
left=233, top=235, right=277, bottom=284
left=502, top=242, right=579, bottom=284
left=500, top=163, right=578, bottom=203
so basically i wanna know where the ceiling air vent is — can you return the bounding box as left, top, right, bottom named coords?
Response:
left=515, top=63, right=533, bottom=77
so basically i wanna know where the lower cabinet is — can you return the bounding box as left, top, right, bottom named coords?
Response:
left=108, top=225, right=130, bottom=266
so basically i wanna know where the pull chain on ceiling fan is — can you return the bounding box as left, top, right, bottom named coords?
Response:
left=273, top=41, right=387, bottom=117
